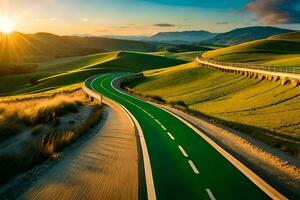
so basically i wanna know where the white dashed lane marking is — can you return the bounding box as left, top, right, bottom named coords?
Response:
left=188, top=160, right=199, bottom=174
left=167, top=132, right=175, bottom=140
left=178, top=146, right=189, bottom=157
left=206, top=188, right=216, bottom=200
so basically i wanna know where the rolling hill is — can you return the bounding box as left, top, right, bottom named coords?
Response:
left=127, top=62, right=300, bottom=157
left=0, top=32, right=157, bottom=63
left=204, top=26, right=294, bottom=46
left=202, top=31, right=300, bottom=67
left=0, top=51, right=186, bottom=96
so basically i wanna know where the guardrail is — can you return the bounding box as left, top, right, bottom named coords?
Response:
left=195, top=55, right=300, bottom=85
left=196, top=56, right=300, bottom=74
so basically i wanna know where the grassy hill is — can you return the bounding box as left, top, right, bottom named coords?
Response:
left=127, top=62, right=300, bottom=157
left=203, top=31, right=300, bottom=68
left=204, top=26, right=294, bottom=46
left=0, top=32, right=157, bottom=63
left=0, top=51, right=186, bottom=96
left=148, top=51, right=202, bottom=61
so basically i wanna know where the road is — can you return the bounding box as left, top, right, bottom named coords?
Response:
left=87, top=73, right=285, bottom=200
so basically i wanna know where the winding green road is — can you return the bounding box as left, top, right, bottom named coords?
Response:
left=86, top=73, right=281, bottom=200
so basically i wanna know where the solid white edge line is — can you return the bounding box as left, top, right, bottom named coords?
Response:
left=178, top=145, right=189, bottom=157
left=155, top=119, right=161, bottom=125
left=167, top=132, right=175, bottom=140
left=85, top=75, right=156, bottom=200
left=96, top=75, right=157, bottom=200
left=206, top=188, right=216, bottom=200
left=158, top=106, right=287, bottom=200
left=188, top=160, right=199, bottom=174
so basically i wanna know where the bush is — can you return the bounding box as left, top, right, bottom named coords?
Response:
left=169, top=100, right=188, bottom=107
left=29, top=77, right=39, bottom=85
left=146, top=95, right=166, bottom=103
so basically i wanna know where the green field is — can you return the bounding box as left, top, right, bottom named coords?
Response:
left=202, top=31, right=300, bottom=68
left=127, top=62, right=300, bottom=157
left=0, top=51, right=186, bottom=97
left=148, top=51, right=202, bottom=61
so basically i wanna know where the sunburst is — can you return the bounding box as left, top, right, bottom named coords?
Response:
left=0, top=17, right=15, bottom=34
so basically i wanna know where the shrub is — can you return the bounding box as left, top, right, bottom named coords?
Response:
left=29, top=77, right=39, bottom=85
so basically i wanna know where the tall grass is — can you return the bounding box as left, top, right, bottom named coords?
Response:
left=41, top=104, right=102, bottom=157
left=0, top=92, right=103, bottom=184
left=0, top=93, right=85, bottom=141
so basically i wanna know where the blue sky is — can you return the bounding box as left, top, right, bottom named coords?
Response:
left=1, top=0, right=299, bottom=35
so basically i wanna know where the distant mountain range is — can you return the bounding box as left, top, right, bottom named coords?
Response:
left=1, top=26, right=296, bottom=63
left=203, top=26, right=294, bottom=46
left=149, top=30, right=217, bottom=44
left=102, top=26, right=295, bottom=46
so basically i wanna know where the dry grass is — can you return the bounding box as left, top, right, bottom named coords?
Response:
left=40, top=104, right=102, bottom=157
left=0, top=92, right=85, bottom=141
left=0, top=91, right=103, bottom=184
left=1, top=94, right=83, bottom=120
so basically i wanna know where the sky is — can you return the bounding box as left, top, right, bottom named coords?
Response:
left=0, top=0, right=300, bottom=36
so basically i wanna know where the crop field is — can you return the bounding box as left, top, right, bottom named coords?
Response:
left=202, top=31, right=300, bottom=68
left=0, top=51, right=185, bottom=96
left=128, top=62, right=300, bottom=157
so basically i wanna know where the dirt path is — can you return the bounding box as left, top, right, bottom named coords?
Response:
left=19, top=99, right=138, bottom=200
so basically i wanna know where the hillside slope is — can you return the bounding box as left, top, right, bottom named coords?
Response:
left=0, top=51, right=186, bottom=96
left=0, top=32, right=157, bottom=63
left=128, top=62, right=300, bottom=157
left=203, top=31, right=300, bottom=67
left=204, top=26, right=294, bottom=46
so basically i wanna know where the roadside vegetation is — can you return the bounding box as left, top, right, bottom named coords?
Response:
left=0, top=91, right=102, bottom=184
left=126, top=62, right=300, bottom=158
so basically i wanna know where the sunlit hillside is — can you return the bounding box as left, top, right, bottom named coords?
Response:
left=0, top=32, right=158, bottom=63
left=0, top=51, right=186, bottom=96
left=128, top=62, right=300, bottom=157
left=203, top=31, right=300, bottom=68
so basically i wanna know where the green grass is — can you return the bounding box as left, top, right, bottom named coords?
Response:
left=147, top=51, right=202, bottom=61
left=202, top=31, right=300, bottom=68
left=127, top=62, right=300, bottom=157
left=0, top=51, right=186, bottom=96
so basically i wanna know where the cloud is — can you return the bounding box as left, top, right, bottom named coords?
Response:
left=246, top=0, right=300, bottom=24
left=153, top=23, right=175, bottom=27
left=82, top=18, right=89, bottom=22
left=217, top=21, right=228, bottom=25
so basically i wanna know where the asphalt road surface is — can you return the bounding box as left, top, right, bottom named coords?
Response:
left=87, top=73, right=284, bottom=200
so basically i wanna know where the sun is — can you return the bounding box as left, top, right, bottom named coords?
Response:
left=0, top=17, right=15, bottom=34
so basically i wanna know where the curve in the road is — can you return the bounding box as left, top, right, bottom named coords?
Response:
left=86, top=73, right=287, bottom=200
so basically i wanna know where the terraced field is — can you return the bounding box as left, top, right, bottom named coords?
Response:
left=128, top=62, right=300, bottom=157
left=203, top=31, right=300, bottom=68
